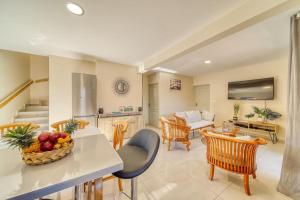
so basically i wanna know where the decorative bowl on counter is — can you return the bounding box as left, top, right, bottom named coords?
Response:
left=1, top=124, right=74, bottom=166
left=22, top=138, right=74, bottom=165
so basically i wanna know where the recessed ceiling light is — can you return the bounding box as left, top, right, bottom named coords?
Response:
left=204, top=60, right=211, bottom=64
left=66, top=2, right=84, bottom=16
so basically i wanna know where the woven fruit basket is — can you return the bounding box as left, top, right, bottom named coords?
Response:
left=1, top=123, right=78, bottom=166
left=21, top=139, right=74, bottom=165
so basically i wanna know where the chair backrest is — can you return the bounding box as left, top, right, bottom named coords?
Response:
left=51, top=119, right=89, bottom=132
left=165, top=117, right=190, bottom=140
left=160, top=116, right=169, bottom=139
left=0, top=123, right=40, bottom=136
left=127, top=129, right=160, bottom=167
left=173, top=114, right=188, bottom=127
left=201, top=130, right=267, bottom=174
left=113, top=121, right=129, bottom=149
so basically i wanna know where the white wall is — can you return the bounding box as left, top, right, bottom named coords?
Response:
left=49, top=56, right=96, bottom=124
left=143, top=72, right=194, bottom=122
left=159, top=72, right=195, bottom=116
left=0, top=50, right=30, bottom=124
left=194, top=54, right=288, bottom=140
left=142, top=75, right=149, bottom=124
left=143, top=72, right=194, bottom=117
left=194, top=84, right=210, bottom=111
left=30, top=55, right=49, bottom=104
left=49, top=56, right=143, bottom=125
left=96, top=60, right=142, bottom=113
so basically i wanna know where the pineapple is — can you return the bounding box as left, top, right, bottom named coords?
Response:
left=23, top=139, right=40, bottom=153
left=64, top=119, right=79, bottom=134
left=1, top=124, right=37, bottom=151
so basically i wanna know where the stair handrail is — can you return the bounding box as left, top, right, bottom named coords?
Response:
left=0, top=80, right=34, bottom=109
left=35, top=78, right=49, bottom=83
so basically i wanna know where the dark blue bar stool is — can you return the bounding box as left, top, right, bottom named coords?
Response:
left=113, top=129, right=160, bottom=200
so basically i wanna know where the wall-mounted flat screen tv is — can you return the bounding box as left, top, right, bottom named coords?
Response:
left=228, top=77, right=274, bottom=100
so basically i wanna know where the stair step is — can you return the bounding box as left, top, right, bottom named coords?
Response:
left=25, top=105, right=49, bottom=111
left=14, top=116, right=49, bottom=124
left=18, top=111, right=49, bottom=118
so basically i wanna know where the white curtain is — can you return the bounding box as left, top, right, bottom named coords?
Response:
left=278, top=14, right=300, bottom=200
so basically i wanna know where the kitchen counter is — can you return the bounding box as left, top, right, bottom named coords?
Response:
left=98, top=113, right=144, bottom=141
left=99, top=112, right=143, bottom=118
left=0, top=133, right=123, bottom=200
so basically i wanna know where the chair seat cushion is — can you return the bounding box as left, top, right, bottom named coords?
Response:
left=113, top=144, right=148, bottom=179
left=189, top=120, right=214, bottom=130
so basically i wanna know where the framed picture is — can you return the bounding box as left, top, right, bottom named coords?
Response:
left=170, top=78, right=181, bottom=90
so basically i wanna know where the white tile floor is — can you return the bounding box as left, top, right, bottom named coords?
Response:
left=58, top=126, right=291, bottom=200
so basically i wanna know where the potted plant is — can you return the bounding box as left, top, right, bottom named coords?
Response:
left=233, top=103, right=240, bottom=121
left=245, top=113, right=255, bottom=120
left=252, top=106, right=281, bottom=123
left=253, top=106, right=264, bottom=122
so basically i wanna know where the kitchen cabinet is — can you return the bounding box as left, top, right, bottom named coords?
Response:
left=98, top=114, right=145, bottom=141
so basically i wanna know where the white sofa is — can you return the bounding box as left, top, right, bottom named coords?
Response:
left=174, top=110, right=215, bottom=130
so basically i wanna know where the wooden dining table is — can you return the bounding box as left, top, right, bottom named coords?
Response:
left=0, top=126, right=123, bottom=200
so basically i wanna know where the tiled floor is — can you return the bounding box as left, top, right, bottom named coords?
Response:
left=59, top=126, right=291, bottom=200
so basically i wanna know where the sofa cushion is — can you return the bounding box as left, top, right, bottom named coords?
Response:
left=186, top=110, right=202, bottom=123
left=202, top=111, right=214, bottom=122
left=189, top=120, right=214, bottom=130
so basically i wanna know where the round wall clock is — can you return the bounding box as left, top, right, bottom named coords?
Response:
left=113, top=79, right=130, bottom=95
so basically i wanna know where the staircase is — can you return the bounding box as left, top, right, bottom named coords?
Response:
left=14, top=105, right=49, bottom=131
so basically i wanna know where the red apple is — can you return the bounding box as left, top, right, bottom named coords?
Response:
left=40, top=141, right=54, bottom=151
left=38, top=133, right=49, bottom=143
left=60, top=133, right=68, bottom=139
left=49, top=133, right=60, bottom=144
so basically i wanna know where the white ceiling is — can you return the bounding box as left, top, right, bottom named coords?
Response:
left=157, top=8, right=300, bottom=76
left=0, top=0, right=245, bottom=65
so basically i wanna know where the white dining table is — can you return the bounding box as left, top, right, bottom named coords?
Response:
left=0, top=127, right=123, bottom=200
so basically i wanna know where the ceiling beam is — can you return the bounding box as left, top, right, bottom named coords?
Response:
left=143, top=0, right=300, bottom=69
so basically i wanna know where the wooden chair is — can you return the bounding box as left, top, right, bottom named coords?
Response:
left=201, top=129, right=267, bottom=195
left=0, top=123, right=40, bottom=136
left=160, top=117, right=191, bottom=151
left=51, top=119, right=89, bottom=132
left=173, top=114, right=187, bottom=127
left=110, top=120, right=128, bottom=192
left=84, top=121, right=128, bottom=195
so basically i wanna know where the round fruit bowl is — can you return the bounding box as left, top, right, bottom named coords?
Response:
left=21, top=139, right=74, bottom=166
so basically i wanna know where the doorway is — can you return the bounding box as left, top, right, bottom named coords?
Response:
left=149, top=83, right=159, bottom=127
left=194, top=84, right=210, bottom=111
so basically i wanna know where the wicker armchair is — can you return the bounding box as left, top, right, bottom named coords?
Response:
left=201, top=129, right=267, bottom=195
left=51, top=119, right=89, bottom=132
left=0, top=123, right=40, bottom=136
left=160, top=117, right=191, bottom=151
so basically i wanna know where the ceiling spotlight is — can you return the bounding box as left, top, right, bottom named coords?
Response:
left=204, top=60, right=211, bottom=64
left=66, top=2, right=84, bottom=16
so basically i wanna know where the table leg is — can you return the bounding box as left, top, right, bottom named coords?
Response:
left=94, top=177, right=103, bottom=200
left=87, top=181, right=92, bottom=200
left=131, top=177, right=138, bottom=200
left=268, top=131, right=278, bottom=144
left=75, top=185, right=83, bottom=200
